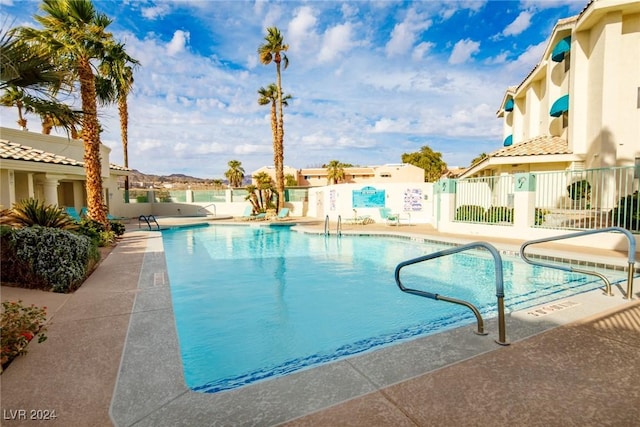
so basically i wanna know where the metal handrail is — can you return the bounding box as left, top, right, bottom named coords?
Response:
left=324, top=215, right=330, bottom=236
left=395, top=242, right=508, bottom=345
left=138, top=214, right=160, bottom=230
left=337, top=215, right=342, bottom=237
left=197, top=203, right=216, bottom=216
left=520, top=227, right=636, bottom=299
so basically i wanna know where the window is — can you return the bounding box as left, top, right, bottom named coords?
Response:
left=380, top=173, right=391, bottom=178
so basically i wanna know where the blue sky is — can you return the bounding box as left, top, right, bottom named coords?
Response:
left=0, top=0, right=587, bottom=178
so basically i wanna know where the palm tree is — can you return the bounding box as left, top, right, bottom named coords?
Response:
left=257, top=83, right=291, bottom=203
left=224, top=160, right=245, bottom=188
left=326, top=160, right=346, bottom=185
left=97, top=42, right=140, bottom=202
left=1, top=29, right=80, bottom=134
left=258, top=27, right=289, bottom=209
left=0, top=86, right=28, bottom=129
left=0, top=28, right=68, bottom=92
left=18, top=0, right=115, bottom=225
left=246, top=172, right=276, bottom=212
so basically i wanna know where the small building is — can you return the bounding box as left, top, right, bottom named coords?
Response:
left=0, top=127, right=129, bottom=212
left=252, top=163, right=425, bottom=187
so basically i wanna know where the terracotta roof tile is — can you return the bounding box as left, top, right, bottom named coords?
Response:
left=0, top=139, right=129, bottom=171
left=490, top=135, right=571, bottom=158
left=0, top=139, right=83, bottom=166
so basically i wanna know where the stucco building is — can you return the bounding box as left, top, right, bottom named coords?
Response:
left=0, top=127, right=128, bottom=212
left=252, top=163, right=425, bottom=187
left=463, top=0, right=640, bottom=178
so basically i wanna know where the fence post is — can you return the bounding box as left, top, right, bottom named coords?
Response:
left=435, top=178, right=457, bottom=232
left=514, top=173, right=536, bottom=229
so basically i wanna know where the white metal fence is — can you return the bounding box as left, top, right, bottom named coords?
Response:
left=454, top=175, right=515, bottom=224
left=453, top=166, right=639, bottom=233
left=534, top=166, right=639, bottom=231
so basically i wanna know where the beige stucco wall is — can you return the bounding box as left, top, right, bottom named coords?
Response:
left=496, top=1, right=640, bottom=174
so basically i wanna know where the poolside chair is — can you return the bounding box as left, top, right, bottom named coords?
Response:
left=64, top=206, right=82, bottom=222
left=273, top=208, right=290, bottom=221
left=379, top=207, right=410, bottom=226
left=344, top=209, right=371, bottom=225
left=237, top=206, right=266, bottom=221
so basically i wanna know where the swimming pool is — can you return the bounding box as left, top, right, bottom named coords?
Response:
left=162, top=225, right=625, bottom=393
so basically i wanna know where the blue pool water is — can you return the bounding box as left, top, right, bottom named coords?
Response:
left=162, top=225, right=623, bottom=393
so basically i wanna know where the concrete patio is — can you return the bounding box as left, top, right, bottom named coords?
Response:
left=1, top=220, right=639, bottom=426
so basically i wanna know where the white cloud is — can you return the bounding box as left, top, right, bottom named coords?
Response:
left=287, top=6, right=318, bottom=54
left=141, top=4, right=171, bottom=20
left=412, top=41, right=435, bottom=61
left=502, top=11, right=532, bottom=37
left=318, top=23, right=355, bottom=63
left=385, top=8, right=432, bottom=57
left=166, top=30, right=190, bottom=56
left=448, top=39, right=480, bottom=64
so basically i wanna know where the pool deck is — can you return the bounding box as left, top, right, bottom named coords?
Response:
left=1, top=217, right=639, bottom=426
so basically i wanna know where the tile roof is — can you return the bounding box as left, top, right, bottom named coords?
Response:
left=0, top=139, right=129, bottom=171
left=490, top=135, right=571, bottom=158
left=0, top=139, right=83, bottom=167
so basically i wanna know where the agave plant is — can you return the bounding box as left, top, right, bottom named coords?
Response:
left=0, top=198, right=77, bottom=230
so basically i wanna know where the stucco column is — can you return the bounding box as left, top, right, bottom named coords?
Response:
left=0, top=169, right=16, bottom=208
left=514, top=173, right=536, bottom=229
left=435, top=179, right=457, bottom=232
left=40, top=175, right=63, bottom=206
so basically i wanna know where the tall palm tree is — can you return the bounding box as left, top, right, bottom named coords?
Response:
left=258, top=26, right=289, bottom=209
left=18, top=0, right=115, bottom=225
left=97, top=42, right=140, bottom=202
left=0, top=28, right=68, bottom=92
left=257, top=83, right=291, bottom=209
left=224, top=160, right=245, bottom=188
left=326, top=160, right=346, bottom=185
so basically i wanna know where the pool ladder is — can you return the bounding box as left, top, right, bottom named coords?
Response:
left=138, top=214, right=160, bottom=230
left=520, top=227, right=636, bottom=299
left=395, top=242, right=509, bottom=346
left=324, top=215, right=342, bottom=236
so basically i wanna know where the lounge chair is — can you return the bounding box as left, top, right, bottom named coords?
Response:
left=64, top=206, right=82, bottom=221
left=344, top=209, right=371, bottom=225
left=237, top=206, right=266, bottom=221
left=272, top=208, right=290, bottom=221
left=379, top=207, right=410, bottom=226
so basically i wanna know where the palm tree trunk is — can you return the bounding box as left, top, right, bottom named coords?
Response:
left=275, top=63, right=285, bottom=209
left=78, top=58, right=108, bottom=226
left=118, top=96, right=130, bottom=202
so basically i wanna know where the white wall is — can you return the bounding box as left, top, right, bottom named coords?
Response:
left=307, top=182, right=434, bottom=224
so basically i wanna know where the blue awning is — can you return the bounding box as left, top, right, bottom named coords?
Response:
left=550, top=94, right=569, bottom=117
left=503, top=135, right=513, bottom=147
left=551, top=36, right=571, bottom=62
left=504, top=98, right=514, bottom=112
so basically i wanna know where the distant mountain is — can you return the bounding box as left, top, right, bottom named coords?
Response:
left=126, top=170, right=251, bottom=189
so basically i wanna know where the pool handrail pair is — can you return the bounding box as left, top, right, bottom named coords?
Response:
left=519, top=226, right=636, bottom=300
left=395, top=241, right=509, bottom=346
left=138, top=214, right=160, bottom=230
left=324, top=215, right=343, bottom=236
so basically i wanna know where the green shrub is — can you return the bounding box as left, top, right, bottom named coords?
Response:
left=1, top=300, right=48, bottom=372
left=76, top=218, right=116, bottom=247
left=1, top=226, right=97, bottom=293
left=485, top=206, right=514, bottom=223
left=535, top=208, right=550, bottom=226
left=567, top=179, right=591, bottom=200
left=0, top=198, right=77, bottom=230
left=109, top=221, right=126, bottom=236
left=610, top=191, right=640, bottom=232
left=455, top=205, right=486, bottom=222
